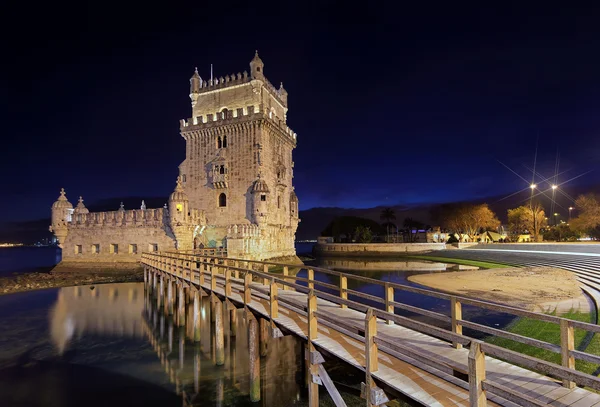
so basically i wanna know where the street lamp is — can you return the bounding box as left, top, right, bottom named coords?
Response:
left=569, top=207, right=573, bottom=222
left=551, top=185, right=558, bottom=190
left=554, top=212, right=558, bottom=226
left=530, top=184, right=537, bottom=190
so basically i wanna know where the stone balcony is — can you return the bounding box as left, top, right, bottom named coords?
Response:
left=212, top=173, right=228, bottom=189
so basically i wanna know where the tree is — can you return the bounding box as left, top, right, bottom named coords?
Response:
left=507, top=202, right=547, bottom=241
left=354, top=225, right=373, bottom=243
left=571, top=194, right=600, bottom=234
left=380, top=208, right=396, bottom=242
left=403, top=217, right=425, bottom=242
left=321, top=216, right=385, bottom=242
left=438, top=203, right=500, bottom=241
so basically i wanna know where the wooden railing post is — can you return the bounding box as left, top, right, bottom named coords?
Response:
left=340, top=274, right=347, bottom=309
left=244, top=273, right=252, bottom=305
left=225, top=264, right=232, bottom=296
left=234, top=260, right=239, bottom=279
left=210, top=261, right=217, bottom=292
left=307, top=290, right=318, bottom=406
left=307, top=268, right=314, bottom=290
left=263, top=264, right=269, bottom=286
left=282, top=266, right=289, bottom=290
left=560, top=319, right=576, bottom=389
left=451, top=297, right=463, bottom=349
left=270, top=280, right=278, bottom=319
left=468, top=341, right=487, bottom=407
left=384, top=283, right=394, bottom=325
left=365, top=308, right=379, bottom=407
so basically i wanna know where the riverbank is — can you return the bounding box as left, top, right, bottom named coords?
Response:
left=408, top=266, right=583, bottom=310
left=0, top=266, right=143, bottom=295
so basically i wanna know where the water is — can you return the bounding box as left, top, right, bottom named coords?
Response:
left=0, top=248, right=515, bottom=406
left=0, top=246, right=61, bottom=277
left=0, top=283, right=308, bottom=406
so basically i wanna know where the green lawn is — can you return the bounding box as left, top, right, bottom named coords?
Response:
left=486, top=309, right=600, bottom=375
left=407, top=255, right=509, bottom=269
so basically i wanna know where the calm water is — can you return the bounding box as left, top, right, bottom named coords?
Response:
left=0, top=246, right=61, bottom=277
left=0, top=247, right=515, bottom=406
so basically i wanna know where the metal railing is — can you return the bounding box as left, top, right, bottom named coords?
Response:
left=141, top=251, right=600, bottom=407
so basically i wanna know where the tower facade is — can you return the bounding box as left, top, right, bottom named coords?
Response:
left=179, top=51, right=299, bottom=259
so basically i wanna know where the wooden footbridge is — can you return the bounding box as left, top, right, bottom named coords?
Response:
left=141, top=250, right=600, bottom=406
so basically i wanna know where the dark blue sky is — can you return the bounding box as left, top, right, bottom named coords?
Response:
left=2, top=2, right=600, bottom=222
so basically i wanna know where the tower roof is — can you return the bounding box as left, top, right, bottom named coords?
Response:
left=73, top=196, right=89, bottom=214
left=252, top=175, right=270, bottom=193
left=169, top=176, right=189, bottom=201
left=52, top=188, right=73, bottom=210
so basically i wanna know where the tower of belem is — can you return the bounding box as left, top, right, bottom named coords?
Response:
left=179, top=51, right=299, bottom=259
left=50, top=52, right=299, bottom=263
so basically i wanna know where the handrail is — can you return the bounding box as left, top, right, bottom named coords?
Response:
left=141, top=250, right=600, bottom=403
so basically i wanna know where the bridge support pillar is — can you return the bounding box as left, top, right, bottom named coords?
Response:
left=215, top=299, right=225, bottom=366
left=158, top=274, right=164, bottom=309
left=152, top=271, right=157, bottom=296
left=167, top=279, right=174, bottom=316
left=249, top=317, right=261, bottom=402
left=193, top=290, right=201, bottom=342
left=230, top=308, right=237, bottom=337
left=259, top=318, right=268, bottom=357
left=178, top=284, right=185, bottom=326
left=179, top=326, right=185, bottom=370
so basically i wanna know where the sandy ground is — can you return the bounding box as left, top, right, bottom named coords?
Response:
left=408, top=267, right=586, bottom=311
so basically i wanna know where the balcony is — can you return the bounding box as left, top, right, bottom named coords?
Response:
left=212, top=173, right=228, bottom=189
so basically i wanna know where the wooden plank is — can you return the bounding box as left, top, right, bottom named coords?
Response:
left=318, top=364, right=348, bottom=407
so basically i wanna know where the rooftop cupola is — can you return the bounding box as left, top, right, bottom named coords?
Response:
left=73, top=196, right=89, bottom=214
left=52, top=188, right=73, bottom=211
left=50, top=188, right=73, bottom=247
left=189, top=67, right=202, bottom=107
left=169, top=176, right=189, bottom=202
left=251, top=176, right=270, bottom=194
left=249, top=50, right=264, bottom=80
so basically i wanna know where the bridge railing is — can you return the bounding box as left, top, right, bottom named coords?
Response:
left=141, top=251, right=600, bottom=406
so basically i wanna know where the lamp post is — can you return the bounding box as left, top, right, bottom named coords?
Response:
left=569, top=207, right=573, bottom=222
left=554, top=212, right=558, bottom=227
left=530, top=184, right=537, bottom=241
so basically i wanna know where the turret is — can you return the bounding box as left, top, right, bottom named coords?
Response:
left=72, top=196, right=89, bottom=223
left=50, top=188, right=73, bottom=247
left=251, top=175, right=270, bottom=226
left=189, top=67, right=202, bottom=107
left=279, top=82, right=288, bottom=106
left=168, top=176, right=189, bottom=226
left=249, top=50, right=264, bottom=80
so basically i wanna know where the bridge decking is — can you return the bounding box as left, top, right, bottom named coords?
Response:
left=142, top=252, right=600, bottom=407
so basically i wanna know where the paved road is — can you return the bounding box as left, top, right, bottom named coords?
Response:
left=434, top=243, right=600, bottom=293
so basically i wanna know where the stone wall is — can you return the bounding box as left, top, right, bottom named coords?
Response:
left=313, top=243, right=446, bottom=257
left=62, top=223, right=176, bottom=263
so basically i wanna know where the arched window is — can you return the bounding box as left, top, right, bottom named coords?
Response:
left=217, top=136, right=222, bottom=149
left=277, top=196, right=281, bottom=209
left=219, top=165, right=225, bottom=174
left=218, top=193, right=227, bottom=207
left=222, top=135, right=227, bottom=148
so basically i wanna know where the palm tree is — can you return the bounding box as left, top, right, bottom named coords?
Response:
left=380, top=208, right=396, bottom=242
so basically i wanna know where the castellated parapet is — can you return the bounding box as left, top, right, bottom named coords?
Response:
left=51, top=52, right=299, bottom=263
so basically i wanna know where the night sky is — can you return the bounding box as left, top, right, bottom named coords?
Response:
left=2, top=2, right=600, bottom=224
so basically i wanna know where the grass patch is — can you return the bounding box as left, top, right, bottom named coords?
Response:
left=407, top=255, right=509, bottom=269
left=486, top=309, right=600, bottom=375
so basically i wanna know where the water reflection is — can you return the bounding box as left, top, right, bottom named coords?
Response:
left=48, top=283, right=305, bottom=406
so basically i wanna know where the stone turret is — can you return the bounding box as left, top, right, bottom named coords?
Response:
left=251, top=175, right=270, bottom=226
left=189, top=67, right=201, bottom=107
left=73, top=196, right=89, bottom=215
left=168, top=176, right=193, bottom=250
left=249, top=50, right=264, bottom=80
left=50, top=188, right=73, bottom=247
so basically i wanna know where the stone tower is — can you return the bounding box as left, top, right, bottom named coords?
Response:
left=50, top=188, right=73, bottom=248
left=178, top=51, right=299, bottom=259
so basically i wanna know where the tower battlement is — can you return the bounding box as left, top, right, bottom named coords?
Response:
left=179, top=106, right=298, bottom=143
left=193, top=71, right=287, bottom=108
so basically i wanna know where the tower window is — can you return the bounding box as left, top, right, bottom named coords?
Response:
left=219, top=165, right=225, bottom=174
left=277, top=196, right=281, bottom=208
left=261, top=194, right=266, bottom=202
left=75, top=245, right=82, bottom=254
left=182, top=174, right=186, bottom=182
left=217, top=136, right=222, bottom=149
left=257, top=67, right=261, bottom=72
left=129, top=244, right=138, bottom=254
left=110, top=244, right=118, bottom=254
left=176, top=203, right=183, bottom=212
left=218, top=193, right=227, bottom=207
left=92, top=244, right=100, bottom=254
left=223, top=135, right=227, bottom=148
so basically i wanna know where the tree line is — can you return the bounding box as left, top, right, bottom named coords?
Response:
left=320, top=193, right=600, bottom=243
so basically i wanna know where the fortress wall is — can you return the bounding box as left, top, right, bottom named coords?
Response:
left=61, top=223, right=176, bottom=263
